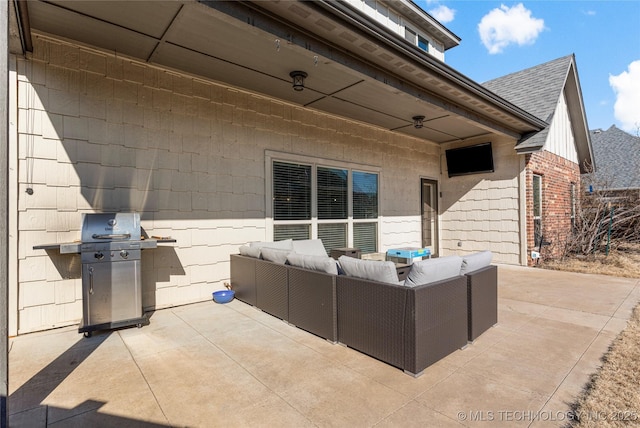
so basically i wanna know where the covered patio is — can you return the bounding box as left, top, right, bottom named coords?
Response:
left=8, top=265, right=640, bottom=427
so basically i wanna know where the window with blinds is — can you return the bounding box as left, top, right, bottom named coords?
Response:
left=271, top=159, right=379, bottom=254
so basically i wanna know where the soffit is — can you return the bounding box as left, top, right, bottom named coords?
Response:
left=24, top=0, right=545, bottom=144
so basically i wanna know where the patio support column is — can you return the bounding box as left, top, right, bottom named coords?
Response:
left=0, top=0, right=9, bottom=424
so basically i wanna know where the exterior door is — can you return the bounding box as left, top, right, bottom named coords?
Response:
left=421, top=179, right=439, bottom=257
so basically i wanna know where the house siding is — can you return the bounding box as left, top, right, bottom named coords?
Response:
left=546, top=91, right=579, bottom=163
left=439, top=137, right=522, bottom=265
left=14, top=35, right=454, bottom=334
left=343, top=0, right=446, bottom=61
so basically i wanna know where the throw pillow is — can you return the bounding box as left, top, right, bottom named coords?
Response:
left=249, top=239, right=293, bottom=250
left=239, top=245, right=261, bottom=258
left=260, top=247, right=292, bottom=264
left=291, top=239, right=328, bottom=257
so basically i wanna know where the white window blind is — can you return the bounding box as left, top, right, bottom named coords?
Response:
left=353, top=171, right=378, bottom=219
left=353, top=223, right=377, bottom=254
left=273, top=161, right=311, bottom=221
left=318, top=223, right=347, bottom=254
left=317, top=167, right=347, bottom=220
left=274, top=224, right=310, bottom=241
left=270, top=158, right=379, bottom=254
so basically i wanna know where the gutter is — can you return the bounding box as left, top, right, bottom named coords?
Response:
left=12, top=0, right=33, bottom=53
left=315, top=0, right=547, bottom=132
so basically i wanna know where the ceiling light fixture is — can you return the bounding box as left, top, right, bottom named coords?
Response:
left=412, top=115, right=425, bottom=129
left=289, top=71, right=308, bottom=91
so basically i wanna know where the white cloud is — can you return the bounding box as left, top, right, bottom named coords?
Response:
left=429, top=5, right=455, bottom=24
left=478, top=3, right=545, bottom=54
left=609, top=60, right=640, bottom=132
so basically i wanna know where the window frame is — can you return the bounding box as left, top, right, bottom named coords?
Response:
left=404, top=25, right=431, bottom=54
left=570, top=182, right=576, bottom=228
left=266, top=151, right=381, bottom=253
left=532, top=174, right=543, bottom=246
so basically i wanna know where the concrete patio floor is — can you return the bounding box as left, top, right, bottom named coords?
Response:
left=8, top=265, right=640, bottom=427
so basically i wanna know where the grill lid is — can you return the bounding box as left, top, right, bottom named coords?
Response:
left=81, top=213, right=141, bottom=243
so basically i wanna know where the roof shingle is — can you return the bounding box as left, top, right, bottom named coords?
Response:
left=482, top=55, right=574, bottom=151
left=590, top=125, right=640, bottom=190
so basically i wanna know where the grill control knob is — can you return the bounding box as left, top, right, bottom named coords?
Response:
left=120, top=250, right=129, bottom=259
left=94, top=252, right=104, bottom=260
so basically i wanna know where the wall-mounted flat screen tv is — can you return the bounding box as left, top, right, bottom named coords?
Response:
left=445, top=142, right=494, bottom=177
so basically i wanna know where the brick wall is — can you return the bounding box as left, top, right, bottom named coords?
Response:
left=525, top=150, right=581, bottom=265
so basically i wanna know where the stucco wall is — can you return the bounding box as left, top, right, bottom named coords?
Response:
left=14, top=35, right=447, bottom=334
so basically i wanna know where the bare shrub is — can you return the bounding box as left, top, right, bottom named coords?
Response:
left=562, top=162, right=640, bottom=258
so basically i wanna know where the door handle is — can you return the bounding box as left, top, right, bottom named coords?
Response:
left=88, top=266, right=94, bottom=295
left=92, top=233, right=131, bottom=240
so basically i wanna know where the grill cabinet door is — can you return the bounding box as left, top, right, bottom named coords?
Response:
left=82, top=260, right=142, bottom=326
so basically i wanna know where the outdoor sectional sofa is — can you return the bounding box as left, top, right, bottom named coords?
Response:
left=229, top=239, right=497, bottom=376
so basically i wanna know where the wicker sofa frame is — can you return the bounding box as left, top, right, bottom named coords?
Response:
left=231, top=254, right=337, bottom=342
left=230, top=253, right=497, bottom=375
left=466, top=264, right=498, bottom=341
left=336, top=274, right=468, bottom=376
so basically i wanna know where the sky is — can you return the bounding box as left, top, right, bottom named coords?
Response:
left=414, top=0, right=640, bottom=134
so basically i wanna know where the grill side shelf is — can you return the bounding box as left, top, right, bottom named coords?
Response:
left=33, top=239, right=177, bottom=254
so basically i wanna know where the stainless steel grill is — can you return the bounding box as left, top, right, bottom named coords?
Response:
left=79, top=212, right=154, bottom=337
